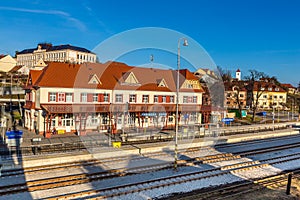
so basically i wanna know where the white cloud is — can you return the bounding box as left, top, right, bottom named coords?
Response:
left=0, top=6, right=86, bottom=31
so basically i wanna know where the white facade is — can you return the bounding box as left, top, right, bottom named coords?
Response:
left=24, top=62, right=204, bottom=136
left=17, top=44, right=97, bottom=68
left=25, top=87, right=202, bottom=134
left=0, top=55, right=17, bottom=72
left=236, top=69, right=241, bottom=81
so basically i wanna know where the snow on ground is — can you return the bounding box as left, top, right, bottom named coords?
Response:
left=110, top=173, right=243, bottom=200
left=231, top=165, right=282, bottom=180
left=209, top=157, right=253, bottom=168
left=0, top=147, right=221, bottom=189
left=2, top=165, right=215, bottom=200
left=248, top=146, right=300, bottom=161
left=25, top=158, right=300, bottom=199
left=2, top=135, right=300, bottom=200
left=216, top=136, right=300, bottom=154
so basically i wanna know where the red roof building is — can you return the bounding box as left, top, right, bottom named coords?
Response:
left=24, top=62, right=205, bottom=136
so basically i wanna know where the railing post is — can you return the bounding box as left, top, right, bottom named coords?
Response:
left=286, top=173, right=293, bottom=195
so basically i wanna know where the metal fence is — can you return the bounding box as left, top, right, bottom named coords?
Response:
left=0, top=124, right=294, bottom=157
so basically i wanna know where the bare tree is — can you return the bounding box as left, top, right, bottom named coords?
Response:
left=244, top=70, right=268, bottom=122
left=217, top=66, right=232, bottom=82
left=231, top=81, right=245, bottom=119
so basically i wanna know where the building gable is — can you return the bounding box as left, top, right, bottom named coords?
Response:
left=88, top=74, right=101, bottom=85
left=157, top=78, right=168, bottom=87
left=123, top=72, right=140, bottom=85
left=34, top=58, right=47, bottom=68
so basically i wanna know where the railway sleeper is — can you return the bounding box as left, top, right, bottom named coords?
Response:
left=195, top=153, right=233, bottom=162
left=221, top=161, right=260, bottom=170
left=231, top=163, right=270, bottom=173
left=203, top=155, right=241, bottom=163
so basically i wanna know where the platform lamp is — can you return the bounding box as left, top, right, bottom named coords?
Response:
left=174, top=37, right=188, bottom=170
left=42, top=110, right=47, bottom=137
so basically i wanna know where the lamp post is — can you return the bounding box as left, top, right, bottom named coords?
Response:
left=174, top=37, right=188, bottom=170
left=277, top=101, right=280, bottom=123
left=41, top=110, right=47, bottom=137
left=109, top=103, right=112, bottom=146
left=292, top=98, right=295, bottom=121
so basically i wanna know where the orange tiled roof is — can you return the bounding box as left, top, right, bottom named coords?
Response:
left=281, top=83, right=296, bottom=89
left=24, top=70, right=43, bottom=90
left=31, top=61, right=204, bottom=93
left=253, top=81, right=285, bottom=92
left=30, top=70, right=43, bottom=85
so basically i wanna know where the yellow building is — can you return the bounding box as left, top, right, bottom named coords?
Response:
left=253, top=81, right=287, bottom=110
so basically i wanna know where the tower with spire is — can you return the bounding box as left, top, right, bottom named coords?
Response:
left=236, top=69, right=241, bottom=81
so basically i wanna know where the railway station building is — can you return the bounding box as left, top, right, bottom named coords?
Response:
left=23, top=61, right=205, bottom=136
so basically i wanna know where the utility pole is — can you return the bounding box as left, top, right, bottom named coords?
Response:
left=272, top=106, right=275, bottom=131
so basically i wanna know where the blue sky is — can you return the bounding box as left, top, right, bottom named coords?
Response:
left=0, top=0, right=299, bottom=86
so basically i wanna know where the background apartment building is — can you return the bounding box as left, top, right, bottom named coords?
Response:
left=16, top=43, right=97, bottom=69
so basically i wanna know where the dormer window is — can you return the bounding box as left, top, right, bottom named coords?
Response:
left=187, top=84, right=193, bottom=89
left=122, top=72, right=140, bottom=86
left=158, top=78, right=168, bottom=87
left=88, top=74, right=101, bottom=85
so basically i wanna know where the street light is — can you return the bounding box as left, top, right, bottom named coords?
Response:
left=272, top=106, right=275, bottom=131
left=41, top=110, right=47, bottom=137
left=174, top=37, right=188, bottom=170
left=292, top=98, right=295, bottom=121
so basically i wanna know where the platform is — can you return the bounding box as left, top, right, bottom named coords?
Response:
left=1, top=127, right=299, bottom=170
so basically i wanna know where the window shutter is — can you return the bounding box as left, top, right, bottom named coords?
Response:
left=166, top=96, right=170, bottom=103
left=87, top=93, right=93, bottom=102
left=56, top=93, right=58, bottom=102
left=158, top=96, right=162, bottom=103
left=99, top=94, right=104, bottom=102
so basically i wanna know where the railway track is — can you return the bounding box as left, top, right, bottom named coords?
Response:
left=0, top=145, right=215, bottom=177
left=0, top=125, right=293, bottom=158
left=2, top=133, right=300, bottom=177
left=2, top=141, right=300, bottom=198
left=190, top=172, right=300, bottom=200
left=46, top=155, right=300, bottom=200
left=2, top=135, right=299, bottom=177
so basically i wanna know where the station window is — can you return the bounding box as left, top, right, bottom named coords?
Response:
left=103, top=93, right=109, bottom=102
left=66, top=93, right=73, bottom=102
left=93, top=93, right=98, bottom=102
left=81, top=93, right=87, bottom=102
left=154, top=95, right=158, bottom=103
left=183, top=96, right=188, bottom=103
left=115, top=94, right=123, bottom=103
left=170, top=96, right=174, bottom=103
left=143, top=95, right=149, bottom=103
left=129, top=94, right=136, bottom=103
left=90, top=113, right=99, bottom=125
left=49, top=92, right=56, bottom=102
left=58, top=93, right=65, bottom=102
left=193, top=96, right=197, bottom=103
